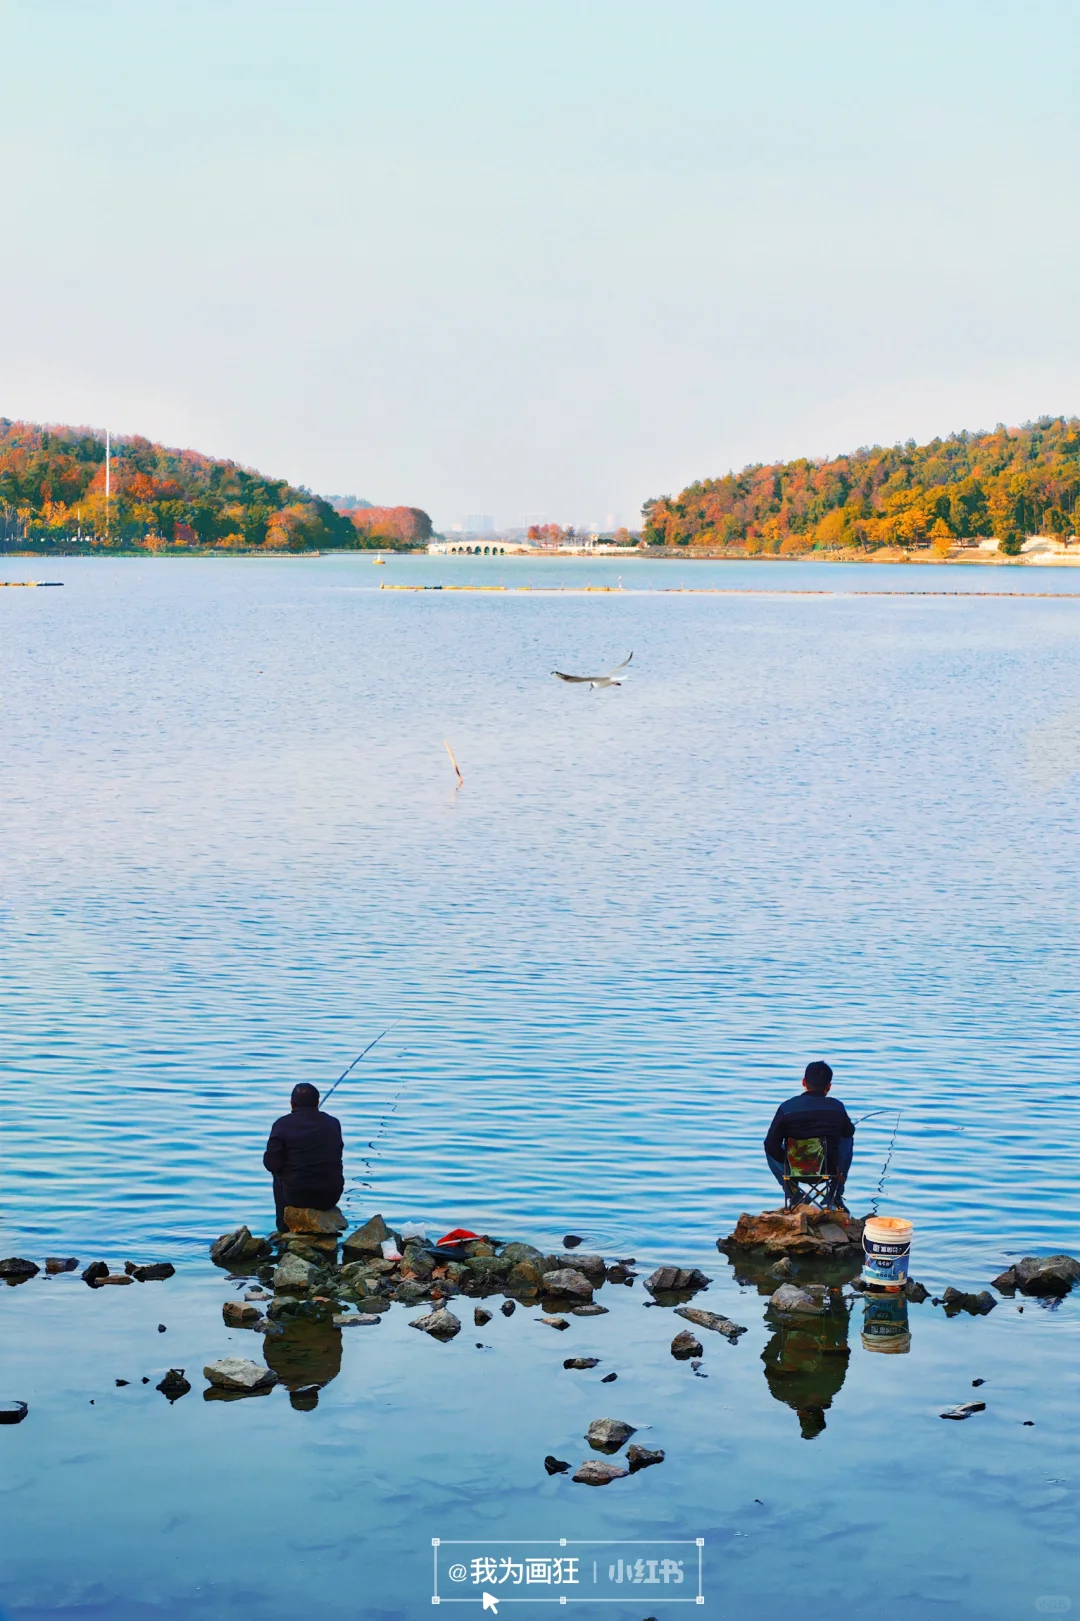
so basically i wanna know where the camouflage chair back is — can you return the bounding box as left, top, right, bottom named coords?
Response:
left=783, top=1136, right=834, bottom=1210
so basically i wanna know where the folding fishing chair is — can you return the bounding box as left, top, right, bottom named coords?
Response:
left=783, top=1136, right=838, bottom=1211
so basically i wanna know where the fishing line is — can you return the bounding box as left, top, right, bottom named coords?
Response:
left=869, top=1110, right=903, bottom=1216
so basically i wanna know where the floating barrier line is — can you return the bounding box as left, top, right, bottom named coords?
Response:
left=377, top=583, right=1080, bottom=599
left=0, top=580, right=63, bottom=587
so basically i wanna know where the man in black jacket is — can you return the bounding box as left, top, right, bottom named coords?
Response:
left=763, top=1060, right=854, bottom=1210
left=263, top=1083, right=345, bottom=1232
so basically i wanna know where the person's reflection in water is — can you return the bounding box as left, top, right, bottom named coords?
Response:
left=760, top=1289, right=852, bottom=1440
left=264, top=1318, right=343, bottom=1411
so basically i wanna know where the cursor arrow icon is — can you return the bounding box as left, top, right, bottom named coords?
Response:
left=482, top=1595, right=499, bottom=1614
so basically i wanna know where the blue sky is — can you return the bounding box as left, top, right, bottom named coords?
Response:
left=1, top=1, right=1077, bottom=528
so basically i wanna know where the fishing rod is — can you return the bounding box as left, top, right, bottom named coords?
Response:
left=322, top=1022, right=398, bottom=1103
left=870, top=1109, right=903, bottom=1216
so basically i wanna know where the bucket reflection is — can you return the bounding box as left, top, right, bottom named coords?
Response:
left=861, top=1291, right=911, bottom=1354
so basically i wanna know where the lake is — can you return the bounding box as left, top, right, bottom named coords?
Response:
left=1, top=554, right=1077, bottom=1621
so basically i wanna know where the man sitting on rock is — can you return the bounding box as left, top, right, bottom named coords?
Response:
left=263, top=1083, right=345, bottom=1233
left=764, top=1061, right=854, bottom=1211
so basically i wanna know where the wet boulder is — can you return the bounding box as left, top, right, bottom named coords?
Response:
left=500, top=1242, right=544, bottom=1266
left=272, top=1254, right=318, bottom=1294
left=585, top=1417, right=636, bottom=1452
left=341, top=1214, right=392, bottom=1258
left=410, top=1307, right=462, bottom=1340
left=203, top=1358, right=278, bottom=1392
left=573, top=1459, right=629, bottom=1485
left=674, top=1306, right=747, bottom=1342
left=941, top=1287, right=996, bottom=1317
left=0, top=1258, right=40, bottom=1281
left=718, top=1208, right=864, bottom=1258
left=556, top=1253, right=606, bottom=1285
left=506, top=1260, right=544, bottom=1291
left=223, top=1300, right=265, bottom=1328
left=82, top=1261, right=110, bottom=1285
left=541, top=1268, right=594, bottom=1302
left=125, top=1262, right=175, bottom=1282
left=564, top=1357, right=601, bottom=1370
left=644, top=1266, right=710, bottom=1298
left=768, top=1283, right=830, bottom=1317
left=991, top=1255, right=1080, bottom=1297
left=904, top=1278, right=930, bottom=1303
left=45, top=1257, right=79, bottom=1274
left=156, top=1369, right=191, bottom=1402
left=670, top=1329, right=703, bottom=1360
left=627, top=1444, right=665, bottom=1471
left=474, top=1307, right=493, bottom=1326
left=210, top=1227, right=271, bottom=1267
left=283, top=1206, right=347, bottom=1236
left=940, top=1401, right=986, bottom=1420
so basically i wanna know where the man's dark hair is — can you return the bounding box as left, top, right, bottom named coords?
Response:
left=803, top=1060, right=833, bottom=1095
left=291, top=1083, right=320, bottom=1109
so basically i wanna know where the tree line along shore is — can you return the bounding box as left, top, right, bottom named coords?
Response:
left=0, top=420, right=431, bottom=554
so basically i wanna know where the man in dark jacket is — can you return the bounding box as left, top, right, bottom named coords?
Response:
left=263, top=1083, right=345, bottom=1232
left=763, top=1060, right=854, bottom=1210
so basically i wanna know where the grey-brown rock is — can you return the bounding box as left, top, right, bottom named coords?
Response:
left=203, top=1358, right=278, bottom=1391
left=474, top=1307, right=493, bottom=1326
left=506, top=1260, right=543, bottom=1290
left=284, top=1205, right=348, bottom=1235
left=674, top=1306, right=747, bottom=1341
left=585, top=1417, right=636, bottom=1451
left=45, top=1257, right=79, bottom=1274
left=100, top=1274, right=134, bottom=1285
left=540, top=1316, right=569, bottom=1330
left=0, top=1258, right=40, bottom=1280
left=410, top=1307, right=462, bottom=1340
left=500, top=1243, right=544, bottom=1265
left=342, top=1214, right=392, bottom=1257
left=904, top=1278, right=930, bottom=1303
left=210, top=1227, right=270, bottom=1267
left=991, top=1255, right=1080, bottom=1297
left=940, top=1401, right=986, bottom=1419
left=770, top=1257, right=794, bottom=1280
left=541, top=1268, right=594, bottom=1301
left=769, top=1283, right=829, bottom=1316
left=644, top=1266, right=710, bottom=1297
left=333, top=1313, right=381, bottom=1326
left=156, top=1369, right=191, bottom=1401
left=564, top=1357, right=600, bottom=1370
left=571, top=1304, right=609, bottom=1316
left=573, top=1459, right=629, bottom=1485
left=82, top=1261, right=109, bottom=1284
left=223, top=1300, right=264, bottom=1328
left=272, top=1254, right=317, bottom=1293
left=557, top=1253, right=606, bottom=1284
left=671, top=1329, right=703, bottom=1360
left=501, top=1299, right=516, bottom=1316
left=126, top=1262, right=176, bottom=1282
left=627, top=1444, right=665, bottom=1470
left=942, top=1287, right=996, bottom=1316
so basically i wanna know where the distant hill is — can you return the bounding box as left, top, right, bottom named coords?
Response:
left=0, top=421, right=431, bottom=552
left=643, top=417, right=1080, bottom=556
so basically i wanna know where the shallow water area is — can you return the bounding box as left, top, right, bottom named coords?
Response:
left=1, top=554, right=1078, bottom=1620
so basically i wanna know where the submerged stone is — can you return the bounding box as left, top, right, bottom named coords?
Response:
left=125, top=1262, right=176, bottom=1282
left=45, top=1257, right=79, bottom=1274
left=573, top=1460, right=628, bottom=1485
left=203, top=1358, right=278, bottom=1392
left=540, top=1316, right=569, bottom=1330
left=627, top=1444, right=665, bottom=1471
left=940, top=1401, right=986, bottom=1420
left=992, top=1255, right=1080, bottom=1297
left=571, top=1304, right=608, bottom=1316
left=674, top=1306, right=747, bottom=1341
left=223, top=1301, right=264, bottom=1328
left=644, top=1266, right=709, bottom=1297
left=0, top=1258, right=40, bottom=1281
left=585, top=1417, right=636, bottom=1452
left=942, top=1287, right=996, bottom=1317
left=156, top=1369, right=191, bottom=1402
left=564, top=1357, right=600, bottom=1370
left=769, top=1283, right=829, bottom=1317
left=474, top=1308, right=493, bottom=1326
left=671, top=1329, right=703, bottom=1360
left=410, top=1307, right=461, bottom=1340
left=210, top=1227, right=271, bottom=1267
left=544, top=1455, right=571, bottom=1474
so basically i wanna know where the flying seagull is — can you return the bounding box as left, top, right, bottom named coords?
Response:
left=551, top=652, right=632, bottom=689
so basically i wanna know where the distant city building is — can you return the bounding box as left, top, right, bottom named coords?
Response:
left=464, top=514, right=495, bottom=534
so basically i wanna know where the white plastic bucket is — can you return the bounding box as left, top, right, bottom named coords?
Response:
left=862, top=1215, right=912, bottom=1289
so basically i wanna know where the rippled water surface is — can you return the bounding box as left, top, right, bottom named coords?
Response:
left=1, top=555, right=1078, bottom=1621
